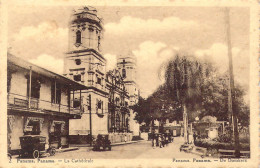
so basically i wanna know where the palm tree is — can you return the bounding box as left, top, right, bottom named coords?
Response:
left=164, top=54, right=204, bottom=143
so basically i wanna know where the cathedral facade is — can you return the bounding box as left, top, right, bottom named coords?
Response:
left=63, top=6, right=139, bottom=144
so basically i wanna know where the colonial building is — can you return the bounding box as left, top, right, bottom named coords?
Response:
left=106, top=69, right=130, bottom=133
left=63, top=6, right=138, bottom=143
left=106, top=69, right=133, bottom=142
left=117, top=56, right=139, bottom=106
left=117, top=56, right=140, bottom=136
left=7, top=53, right=87, bottom=153
left=63, top=6, right=109, bottom=142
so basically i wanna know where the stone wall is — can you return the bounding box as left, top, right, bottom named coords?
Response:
left=108, top=133, right=133, bottom=144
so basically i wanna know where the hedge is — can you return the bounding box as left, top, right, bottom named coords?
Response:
left=194, top=139, right=250, bottom=151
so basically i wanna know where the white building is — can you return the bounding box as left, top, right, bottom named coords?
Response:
left=117, top=55, right=140, bottom=136
left=63, top=6, right=139, bottom=143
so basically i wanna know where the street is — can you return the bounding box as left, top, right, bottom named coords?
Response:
left=47, top=137, right=202, bottom=159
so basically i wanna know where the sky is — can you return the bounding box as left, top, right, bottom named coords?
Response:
left=8, top=5, right=250, bottom=101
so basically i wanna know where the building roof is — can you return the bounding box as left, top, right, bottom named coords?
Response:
left=7, top=53, right=88, bottom=90
left=71, top=6, right=103, bottom=29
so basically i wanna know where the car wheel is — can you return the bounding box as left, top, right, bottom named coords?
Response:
left=50, top=148, right=56, bottom=156
left=33, top=150, right=40, bottom=159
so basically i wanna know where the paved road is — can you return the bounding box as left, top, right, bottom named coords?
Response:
left=48, top=137, right=202, bottom=159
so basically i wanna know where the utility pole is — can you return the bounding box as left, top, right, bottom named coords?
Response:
left=183, top=105, right=188, bottom=143
left=28, top=66, right=32, bottom=109
left=89, top=94, right=92, bottom=146
left=225, top=7, right=240, bottom=158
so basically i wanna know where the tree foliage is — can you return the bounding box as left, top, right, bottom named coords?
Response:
left=133, top=53, right=249, bottom=126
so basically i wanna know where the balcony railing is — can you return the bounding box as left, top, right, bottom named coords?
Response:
left=8, top=93, right=82, bottom=115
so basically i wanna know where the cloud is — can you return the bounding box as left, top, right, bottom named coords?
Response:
left=105, top=16, right=199, bottom=36
left=133, top=41, right=249, bottom=101
left=14, top=21, right=68, bottom=41
left=9, top=21, right=68, bottom=61
left=195, top=43, right=240, bottom=71
left=194, top=43, right=249, bottom=85
left=29, top=54, right=64, bottom=74
left=133, top=40, right=179, bottom=98
left=104, top=53, right=117, bottom=71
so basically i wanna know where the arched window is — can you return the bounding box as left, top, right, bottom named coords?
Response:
left=122, top=68, right=126, bottom=78
left=116, top=114, right=120, bottom=132
left=76, top=30, right=81, bottom=44
left=126, top=118, right=129, bottom=132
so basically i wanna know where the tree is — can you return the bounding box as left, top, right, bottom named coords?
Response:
left=131, top=97, right=151, bottom=125
left=164, top=54, right=204, bottom=142
left=200, top=71, right=249, bottom=126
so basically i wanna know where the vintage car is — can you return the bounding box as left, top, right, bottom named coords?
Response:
left=93, top=134, right=112, bottom=151
left=19, top=135, right=56, bottom=158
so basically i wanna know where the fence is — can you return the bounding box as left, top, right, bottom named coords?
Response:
left=8, top=92, right=82, bottom=115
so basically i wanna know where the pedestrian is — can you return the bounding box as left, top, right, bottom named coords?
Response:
left=159, top=135, right=163, bottom=148
left=193, top=132, right=197, bottom=144
left=124, top=134, right=127, bottom=143
left=152, top=137, right=156, bottom=148
left=165, top=135, right=168, bottom=146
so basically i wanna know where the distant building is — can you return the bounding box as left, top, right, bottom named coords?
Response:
left=117, top=56, right=139, bottom=106
left=117, top=56, right=140, bottom=136
left=7, top=53, right=86, bottom=153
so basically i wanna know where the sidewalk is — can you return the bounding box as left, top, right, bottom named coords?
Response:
left=70, top=140, right=141, bottom=148
left=56, top=147, right=79, bottom=153
left=111, top=140, right=140, bottom=146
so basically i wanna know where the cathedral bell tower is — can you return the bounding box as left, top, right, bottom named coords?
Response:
left=64, top=6, right=106, bottom=89
left=64, top=6, right=108, bottom=137
left=117, top=54, right=138, bottom=106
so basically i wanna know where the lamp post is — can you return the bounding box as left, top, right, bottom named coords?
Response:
left=88, top=94, right=92, bottom=146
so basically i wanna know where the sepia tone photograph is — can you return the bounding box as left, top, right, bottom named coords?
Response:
left=1, top=1, right=259, bottom=167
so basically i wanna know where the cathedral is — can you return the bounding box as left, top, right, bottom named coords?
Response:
left=63, top=6, right=139, bottom=144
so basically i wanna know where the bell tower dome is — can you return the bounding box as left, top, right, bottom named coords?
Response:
left=64, top=6, right=106, bottom=89
left=68, top=6, right=103, bottom=52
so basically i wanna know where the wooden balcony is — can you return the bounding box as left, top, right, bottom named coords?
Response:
left=7, top=93, right=82, bottom=116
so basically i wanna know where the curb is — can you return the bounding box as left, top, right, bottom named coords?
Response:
left=111, top=141, right=139, bottom=146
left=70, top=140, right=141, bottom=148
left=56, top=147, right=79, bottom=153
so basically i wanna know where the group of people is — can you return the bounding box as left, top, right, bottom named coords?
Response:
left=151, top=133, right=174, bottom=148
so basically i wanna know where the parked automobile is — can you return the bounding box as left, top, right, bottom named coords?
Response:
left=93, top=134, right=112, bottom=151
left=19, top=135, right=56, bottom=158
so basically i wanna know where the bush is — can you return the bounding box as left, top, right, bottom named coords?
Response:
left=194, top=139, right=250, bottom=151
left=216, top=133, right=233, bottom=143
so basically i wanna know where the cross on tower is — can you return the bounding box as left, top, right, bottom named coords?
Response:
left=119, top=59, right=127, bottom=67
